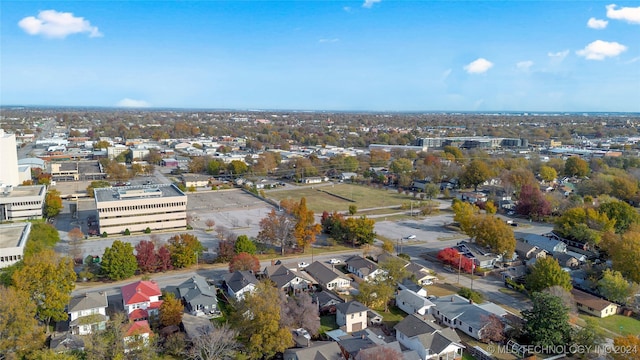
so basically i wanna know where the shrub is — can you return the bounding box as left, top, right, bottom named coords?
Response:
left=124, top=229, right=131, bottom=236
left=458, top=287, right=483, bottom=303
left=101, top=232, right=108, bottom=238
left=398, top=253, right=411, bottom=260
left=144, top=227, right=151, bottom=234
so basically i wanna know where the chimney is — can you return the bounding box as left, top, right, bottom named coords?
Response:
left=450, top=297, right=454, bottom=302
left=469, top=299, right=473, bottom=304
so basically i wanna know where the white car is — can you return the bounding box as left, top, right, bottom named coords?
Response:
left=295, top=328, right=311, bottom=340
left=404, top=234, right=417, bottom=240
left=328, top=258, right=341, bottom=264
left=298, top=262, right=310, bottom=268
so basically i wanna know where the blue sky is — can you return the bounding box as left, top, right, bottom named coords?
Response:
left=1, top=1, right=639, bottom=112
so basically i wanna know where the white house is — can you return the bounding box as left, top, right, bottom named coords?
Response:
left=395, top=314, right=465, bottom=360
left=345, top=255, right=384, bottom=282
left=304, top=261, right=351, bottom=291
left=335, top=301, right=369, bottom=333
left=121, top=280, right=162, bottom=321
left=222, top=270, right=259, bottom=300
left=68, top=292, right=108, bottom=335
left=396, top=289, right=435, bottom=316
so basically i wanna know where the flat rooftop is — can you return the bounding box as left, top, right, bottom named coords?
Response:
left=0, top=185, right=45, bottom=199
left=0, top=222, right=30, bottom=248
left=94, top=184, right=186, bottom=203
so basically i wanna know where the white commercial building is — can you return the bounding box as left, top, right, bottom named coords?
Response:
left=94, top=184, right=187, bottom=235
left=0, top=222, right=31, bottom=268
left=0, top=129, right=20, bottom=186
left=0, top=184, right=46, bottom=221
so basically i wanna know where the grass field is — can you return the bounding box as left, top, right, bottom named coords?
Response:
left=374, top=305, right=407, bottom=328
left=267, top=184, right=416, bottom=213
left=579, top=314, right=640, bottom=336
left=319, top=315, right=338, bottom=334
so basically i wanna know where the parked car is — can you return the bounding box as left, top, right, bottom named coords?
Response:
left=295, top=328, right=311, bottom=340
left=404, top=234, right=417, bottom=240
left=298, top=262, right=310, bottom=268
left=328, top=258, right=341, bottom=264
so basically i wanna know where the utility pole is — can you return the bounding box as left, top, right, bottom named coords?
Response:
left=457, top=253, right=462, bottom=284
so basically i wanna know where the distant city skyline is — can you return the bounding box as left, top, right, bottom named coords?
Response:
left=1, top=1, right=639, bottom=112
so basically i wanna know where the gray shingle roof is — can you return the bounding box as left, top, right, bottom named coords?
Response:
left=395, top=314, right=463, bottom=354
left=431, top=295, right=494, bottom=332
left=68, top=292, right=108, bottom=313
left=304, top=261, right=348, bottom=285
left=222, top=270, right=259, bottom=293
left=177, top=275, right=217, bottom=308
left=335, top=300, right=369, bottom=315
left=345, top=255, right=378, bottom=276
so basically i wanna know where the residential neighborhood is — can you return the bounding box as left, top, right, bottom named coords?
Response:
left=2, top=109, right=640, bottom=360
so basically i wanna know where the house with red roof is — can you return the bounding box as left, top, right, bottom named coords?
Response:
left=121, top=280, right=162, bottom=321
left=123, top=320, right=153, bottom=353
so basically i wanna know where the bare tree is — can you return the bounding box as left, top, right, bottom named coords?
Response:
left=257, top=209, right=295, bottom=255
left=355, top=345, right=403, bottom=360
left=245, top=218, right=252, bottom=227
left=279, top=291, right=321, bottom=336
left=214, top=225, right=228, bottom=241
left=230, top=217, right=239, bottom=228
left=68, top=227, right=84, bottom=260
left=187, top=324, right=240, bottom=360
left=205, top=219, right=215, bottom=230
left=544, top=285, right=577, bottom=313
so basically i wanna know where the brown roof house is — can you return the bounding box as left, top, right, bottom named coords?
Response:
left=571, top=289, right=619, bottom=318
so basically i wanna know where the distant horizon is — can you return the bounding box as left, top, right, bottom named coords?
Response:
left=1, top=104, right=639, bottom=116
left=2, top=1, right=639, bottom=113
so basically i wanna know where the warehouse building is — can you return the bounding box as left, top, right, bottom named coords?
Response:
left=0, top=184, right=46, bottom=221
left=94, top=184, right=187, bottom=235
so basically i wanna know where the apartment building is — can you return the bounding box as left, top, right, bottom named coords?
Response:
left=94, top=184, right=187, bottom=235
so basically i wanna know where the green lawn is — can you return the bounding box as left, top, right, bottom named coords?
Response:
left=579, top=314, right=640, bottom=336
left=319, top=315, right=338, bottom=334
left=373, top=305, right=407, bottom=328
left=267, top=184, right=417, bottom=213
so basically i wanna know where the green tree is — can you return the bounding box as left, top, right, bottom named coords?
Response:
left=604, top=228, right=640, bottom=283
left=564, top=157, right=589, bottom=177
left=0, top=286, right=46, bottom=357
left=160, top=292, right=184, bottom=327
left=424, top=183, right=440, bottom=199
left=472, top=215, right=516, bottom=257
left=460, top=159, right=492, bottom=191
left=389, top=158, right=413, bottom=174
left=554, top=206, right=615, bottom=245
left=24, top=223, right=60, bottom=259
left=539, top=165, right=558, bottom=183
left=597, top=269, right=634, bottom=305
left=348, top=205, right=358, bottom=216
left=43, top=189, right=63, bottom=218
left=86, top=180, right=111, bottom=198
left=167, top=233, right=205, bottom=268
left=599, top=200, right=640, bottom=234
left=443, top=146, right=464, bottom=162
left=452, top=199, right=478, bottom=234
left=101, top=240, right=138, bottom=280
left=207, top=158, right=224, bottom=175
left=230, top=282, right=293, bottom=359
left=523, top=292, right=571, bottom=348
left=234, top=235, right=257, bottom=254
left=526, top=257, right=572, bottom=292
left=93, top=140, right=110, bottom=149
left=356, top=277, right=395, bottom=312
left=381, top=238, right=395, bottom=253
left=343, top=216, right=376, bottom=247
left=12, top=249, right=76, bottom=332
left=228, top=160, right=248, bottom=175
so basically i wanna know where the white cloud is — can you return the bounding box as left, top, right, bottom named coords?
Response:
left=587, top=17, right=608, bottom=29
left=548, top=50, right=570, bottom=61
left=576, top=40, right=627, bottom=60
left=18, top=10, right=102, bottom=39
left=516, top=60, right=534, bottom=71
left=319, top=38, right=339, bottom=43
left=463, top=58, right=493, bottom=74
left=117, top=98, right=150, bottom=108
left=362, top=0, right=381, bottom=9
left=606, top=4, right=640, bottom=24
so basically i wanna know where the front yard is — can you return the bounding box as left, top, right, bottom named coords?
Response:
left=578, top=314, right=640, bottom=336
